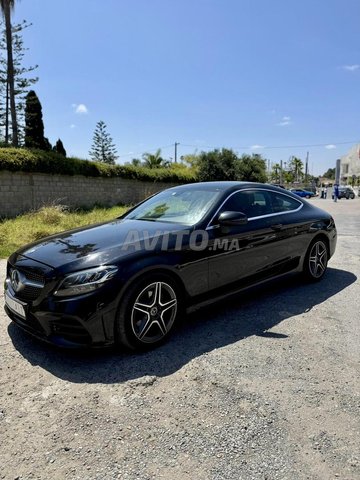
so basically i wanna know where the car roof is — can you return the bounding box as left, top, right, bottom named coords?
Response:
left=168, top=181, right=287, bottom=193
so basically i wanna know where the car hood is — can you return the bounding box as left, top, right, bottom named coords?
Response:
left=15, top=219, right=191, bottom=271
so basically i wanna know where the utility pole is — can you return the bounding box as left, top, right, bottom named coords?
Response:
left=305, top=151, right=309, bottom=185
left=174, top=142, right=179, bottom=163
left=335, top=159, right=340, bottom=185
left=280, top=160, right=283, bottom=185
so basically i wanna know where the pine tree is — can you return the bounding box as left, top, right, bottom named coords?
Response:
left=53, top=138, right=66, bottom=157
left=89, top=121, right=118, bottom=164
left=24, top=90, right=46, bottom=149
left=43, top=137, right=52, bottom=151
left=0, top=20, right=38, bottom=144
left=0, top=0, right=18, bottom=146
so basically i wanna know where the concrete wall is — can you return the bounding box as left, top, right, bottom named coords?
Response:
left=0, top=171, right=180, bottom=218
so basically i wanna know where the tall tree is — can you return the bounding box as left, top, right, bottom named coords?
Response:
left=89, top=120, right=118, bottom=164
left=0, top=0, right=18, bottom=146
left=0, top=20, right=39, bottom=144
left=24, top=90, right=47, bottom=149
left=289, top=156, right=304, bottom=182
left=237, top=154, right=267, bottom=183
left=53, top=138, right=66, bottom=157
left=197, top=148, right=239, bottom=181
left=271, top=162, right=282, bottom=183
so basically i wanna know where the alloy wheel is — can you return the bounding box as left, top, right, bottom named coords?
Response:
left=131, top=281, right=177, bottom=344
left=309, top=241, right=327, bottom=279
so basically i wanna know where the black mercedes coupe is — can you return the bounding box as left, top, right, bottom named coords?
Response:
left=4, top=182, right=337, bottom=350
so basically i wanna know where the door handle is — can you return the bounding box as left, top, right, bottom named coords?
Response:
left=271, top=224, right=283, bottom=231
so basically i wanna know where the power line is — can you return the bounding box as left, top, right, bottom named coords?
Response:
left=181, top=140, right=360, bottom=151
left=117, top=139, right=359, bottom=161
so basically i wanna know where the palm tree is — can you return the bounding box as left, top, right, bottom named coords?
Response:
left=289, top=157, right=304, bottom=182
left=1, top=0, right=18, bottom=146
left=271, top=163, right=281, bottom=182
left=293, top=158, right=304, bottom=182
left=142, top=148, right=169, bottom=169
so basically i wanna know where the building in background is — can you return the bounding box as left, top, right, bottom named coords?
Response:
left=340, top=144, right=360, bottom=184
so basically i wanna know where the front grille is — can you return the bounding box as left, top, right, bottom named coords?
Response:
left=16, top=285, right=43, bottom=302
left=21, top=270, right=44, bottom=283
left=9, top=268, right=45, bottom=303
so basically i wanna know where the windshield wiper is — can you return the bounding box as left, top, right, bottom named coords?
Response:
left=131, top=217, right=158, bottom=222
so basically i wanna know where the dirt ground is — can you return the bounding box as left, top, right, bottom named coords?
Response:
left=0, top=197, right=359, bottom=480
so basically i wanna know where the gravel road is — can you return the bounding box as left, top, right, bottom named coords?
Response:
left=1, top=197, right=359, bottom=480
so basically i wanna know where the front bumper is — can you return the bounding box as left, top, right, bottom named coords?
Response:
left=4, top=279, right=118, bottom=348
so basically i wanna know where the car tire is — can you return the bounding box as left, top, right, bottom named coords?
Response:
left=306, top=195, right=311, bottom=199
left=302, top=238, right=328, bottom=282
left=115, top=273, right=182, bottom=350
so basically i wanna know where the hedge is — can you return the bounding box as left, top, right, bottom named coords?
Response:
left=0, top=148, right=197, bottom=183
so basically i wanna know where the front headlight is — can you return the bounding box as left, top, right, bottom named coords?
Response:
left=54, top=266, right=118, bottom=297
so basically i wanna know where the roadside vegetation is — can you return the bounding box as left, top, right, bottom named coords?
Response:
left=0, top=204, right=128, bottom=258
left=0, top=147, right=269, bottom=183
left=0, top=148, right=198, bottom=183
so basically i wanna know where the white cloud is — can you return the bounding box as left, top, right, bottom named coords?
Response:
left=72, top=103, right=88, bottom=114
left=276, top=115, right=292, bottom=126
left=251, top=144, right=265, bottom=150
left=341, top=64, right=360, bottom=71
left=325, top=144, right=336, bottom=149
left=70, top=124, right=76, bottom=129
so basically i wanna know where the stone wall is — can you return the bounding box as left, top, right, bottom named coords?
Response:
left=0, top=171, right=180, bottom=218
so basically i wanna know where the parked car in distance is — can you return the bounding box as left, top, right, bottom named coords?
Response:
left=289, top=188, right=315, bottom=199
left=4, top=182, right=337, bottom=351
left=335, top=186, right=355, bottom=199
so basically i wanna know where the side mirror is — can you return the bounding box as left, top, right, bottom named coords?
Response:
left=218, top=211, right=248, bottom=226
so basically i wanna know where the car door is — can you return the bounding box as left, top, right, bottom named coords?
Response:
left=207, top=189, right=283, bottom=291
left=264, top=190, right=306, bottom=267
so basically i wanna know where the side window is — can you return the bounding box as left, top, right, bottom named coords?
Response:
left=221, top=190, right=272, bottom=218
left=270, top=192, right=301, bottom=213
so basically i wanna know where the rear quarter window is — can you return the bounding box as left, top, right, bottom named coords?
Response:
left=270, top=192, right=302, bottom=213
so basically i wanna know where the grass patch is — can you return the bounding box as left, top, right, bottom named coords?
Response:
left=0, top=205, right=129, bottom=259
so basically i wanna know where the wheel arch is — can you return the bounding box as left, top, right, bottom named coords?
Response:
left=114, top=266, right=187, bottom=350
left=299, top=232, right=330, bottom=270
left=311, top=232, right=330, bottom=256
left=301, top=233, right=330, bottom=282
left=116, top=265, right=188, bottom=309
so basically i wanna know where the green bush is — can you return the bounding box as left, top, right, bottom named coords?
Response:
left=0, top=148, right=197, bottom=183
left=197, top=149, right=267, bottom=183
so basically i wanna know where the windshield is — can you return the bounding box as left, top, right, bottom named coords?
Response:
left=124, top=188, right=221, bottom=225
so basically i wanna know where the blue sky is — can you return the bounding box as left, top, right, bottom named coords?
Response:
left=12, top=0, right=360, bottom=175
